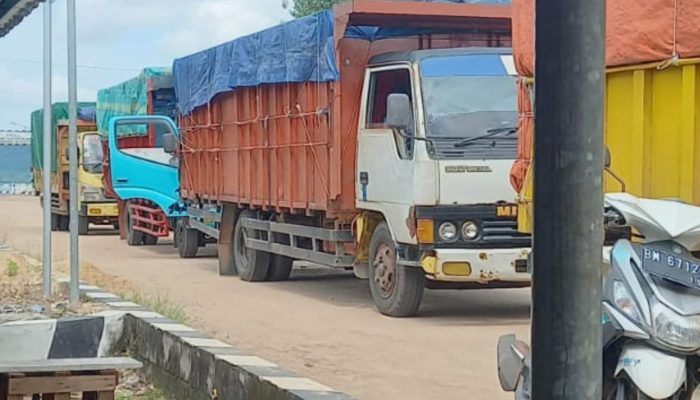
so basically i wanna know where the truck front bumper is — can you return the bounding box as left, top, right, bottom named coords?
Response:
left=421, top=248, right=531, bottom=285
left=84, top=202, right=119, bottom=218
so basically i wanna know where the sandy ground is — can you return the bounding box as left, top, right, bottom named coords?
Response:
left=0, top=240, right=163, bottom=399
left=0, top=196, right=530, bottom=400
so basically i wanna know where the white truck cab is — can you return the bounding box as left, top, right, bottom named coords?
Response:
left=355, top=48, right=530, bottom=309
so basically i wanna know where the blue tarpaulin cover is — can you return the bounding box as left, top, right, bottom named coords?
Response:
left=174, top=11, right=337, bottom=115
left=96, top=67, right=175, bottom=137
left=174, top=0, right=512, bottom=115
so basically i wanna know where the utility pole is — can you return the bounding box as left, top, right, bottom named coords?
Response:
left=531, top=0, right=606, bottom=399
left=42, top=0, right=52, bottom=299
left=67, top=0, right=80, bottom=306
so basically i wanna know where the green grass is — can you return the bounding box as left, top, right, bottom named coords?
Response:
left=124, top=291, right=188, bottom=324
left=116, top=387, right=166, bottom=400
left=5, top=260, right=18, bottom=277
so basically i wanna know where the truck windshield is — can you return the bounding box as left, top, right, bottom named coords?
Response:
left=82, top=134, right=103, bottom=174
left=420, top=54, right=517, bottom=141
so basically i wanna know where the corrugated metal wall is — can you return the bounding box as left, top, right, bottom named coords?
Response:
left=605, top=59, right=700, bottom=204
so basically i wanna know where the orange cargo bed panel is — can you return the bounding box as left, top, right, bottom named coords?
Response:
left=179, top=0, right=513, bottom=220
left=513, top=0, right=700, bottom=76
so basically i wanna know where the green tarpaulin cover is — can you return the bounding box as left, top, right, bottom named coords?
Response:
left=30, top=102, right=96, bottom=172
left=96, top=67, right=175, bottom=137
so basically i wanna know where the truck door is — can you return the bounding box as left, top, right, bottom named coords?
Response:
left=108, top=116, right=183, bottom=216
left=356, top=66, right=417, bottom=243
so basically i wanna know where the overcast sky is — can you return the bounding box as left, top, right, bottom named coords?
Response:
left=0, top=0, right=289, bottom=131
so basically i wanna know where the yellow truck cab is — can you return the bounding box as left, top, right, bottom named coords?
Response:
left=33, top=119, right=118, bottom=235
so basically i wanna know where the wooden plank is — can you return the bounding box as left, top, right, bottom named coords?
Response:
left=97, top=391, right=115, bottom=400
left=8, top=375, right=117, bottom=394
left=44, top=394, right=70, bottom=400
left=0, top=357, right=142, bottom=374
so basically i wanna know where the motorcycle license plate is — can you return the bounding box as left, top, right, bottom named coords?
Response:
left=639, top=245, right=700, bottom=289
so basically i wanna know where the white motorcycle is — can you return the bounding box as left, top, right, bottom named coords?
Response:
left=498, top=192, right=700, bottom=400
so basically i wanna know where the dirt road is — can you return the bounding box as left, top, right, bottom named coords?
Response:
left=0, top=196, right=530, bottom=400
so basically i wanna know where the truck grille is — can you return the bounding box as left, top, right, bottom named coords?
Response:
left=476, top=219, right=530, bottom=248
left=414, top=204, right=531, bottom=249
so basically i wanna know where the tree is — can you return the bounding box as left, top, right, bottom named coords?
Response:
left=287, top=0, right=343, bottom=18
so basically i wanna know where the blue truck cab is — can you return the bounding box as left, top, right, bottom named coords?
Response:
left=108, top=115, right=210, bottom=256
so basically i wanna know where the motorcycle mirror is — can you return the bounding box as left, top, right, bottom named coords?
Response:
left=497, top=334, right=525, bottom=392
left=604, top=147, right=611, bottom=168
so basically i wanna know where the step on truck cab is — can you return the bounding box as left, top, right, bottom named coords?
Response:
left=109, top=0, right=532, bottom=316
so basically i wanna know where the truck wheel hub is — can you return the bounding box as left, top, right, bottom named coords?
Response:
left=374, top=244, right=396, bottom=298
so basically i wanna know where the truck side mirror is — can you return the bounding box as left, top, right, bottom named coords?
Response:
left=386, top=93, right=411, bottom=129
left=604, top=147, right=611, bottom=168
left=163, top=133, right=178, bottom=154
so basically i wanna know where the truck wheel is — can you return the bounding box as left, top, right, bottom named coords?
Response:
left=57, top=215, right=69, bottom=231
left=143, top=234, right=158, bottom=245
left=51, top=213, right=59, bottom=231
left=266, top=255, right=293, bottom=281
left=126, top=208, right=144, bottom=246
left=78, top=216, right=89, bottom=235
left=233, top=210, right=270, bottom=282
left=177, top=220, right=199, bottom=258
left=368, top=222, right=424, bottom=317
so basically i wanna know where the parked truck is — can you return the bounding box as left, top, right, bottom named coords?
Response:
left=96, top=68, right=181, bottom=245
left=509, top=0, right=700, bottom=233
left=109, top=0, right=531, bottom=316
left=31, top=103, right=119, bottom=234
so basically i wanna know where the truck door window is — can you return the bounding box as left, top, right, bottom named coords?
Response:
left=365, top=68, right=414, bottom=159
left=115, top=121, right=177, bottom=166
left=82, top=134, right=103, bottom=173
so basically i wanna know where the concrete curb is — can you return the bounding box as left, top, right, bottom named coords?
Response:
left=70, top=281, right=353, bottom=400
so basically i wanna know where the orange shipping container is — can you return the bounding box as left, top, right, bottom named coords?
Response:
left=178, top=0, right=512, bottom=222
left=512, top=0, right=700, bottom=77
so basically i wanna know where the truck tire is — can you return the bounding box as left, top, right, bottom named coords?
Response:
left=233, top=210, right=270, bottom=282
left=142, top=234, right=158, bottom=245
left=177, top=219, right=199, bottom=258
left=78, top=216, right=89, bottom=235
left=368, top=222, right=424, bottom=317
left=126, top=208, right=144, bottom=246
left=266, top=255, right=293, bottom=281
left=51, top=213, right=59, bottom=231
left=57, top=215, right=69, bottom=231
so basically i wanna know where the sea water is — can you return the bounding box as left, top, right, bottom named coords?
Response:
left=0, top=145, right=33, bottom=195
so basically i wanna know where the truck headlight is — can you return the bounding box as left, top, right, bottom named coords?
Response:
left=438, top=222, right=458, bottom=242
left=613, top=280, right=642, bottom=324
left=461, top=221, right=480, bottom=240
left=652, top=298, right=700, bottom=351
left=80, top=186, right=103, bottom=202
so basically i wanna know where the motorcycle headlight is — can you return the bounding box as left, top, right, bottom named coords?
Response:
left=461, top=221, right=480, bottom=240
left=438, top=222, right=458, bottom=242
left=614, top=280, right=642, bottom=324
left=652, top=298, right=700, bottom=351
